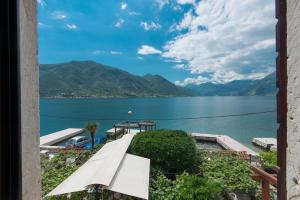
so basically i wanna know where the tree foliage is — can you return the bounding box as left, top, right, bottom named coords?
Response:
left=85, top=121, right=99, bottom=148
left=130, top=130, right=197, bottom=173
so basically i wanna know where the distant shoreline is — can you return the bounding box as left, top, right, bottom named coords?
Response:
left=40, top=94, right=276, bottom=100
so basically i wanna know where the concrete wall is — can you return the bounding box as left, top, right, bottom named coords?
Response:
left=287, top=1, right=300, bottom=199
left=20, top=0, right=40, bottom=199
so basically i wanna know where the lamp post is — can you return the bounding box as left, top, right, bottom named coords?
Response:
left=128, top=110, right=132, bottom=134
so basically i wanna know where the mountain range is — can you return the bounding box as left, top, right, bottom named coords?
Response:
left=40, top=61, right=276, bottom=98
left=40, top=61, right=189, bottom=98
left=186, top=72, right=276, bottom=96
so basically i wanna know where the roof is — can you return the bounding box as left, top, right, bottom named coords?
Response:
left=106, top=128, right=123, bottom=134
left=47, top=134, right=150, bottom=199
left=114, top=122, right=140, bottom=128
left=40, top=128, right=84, bottom=146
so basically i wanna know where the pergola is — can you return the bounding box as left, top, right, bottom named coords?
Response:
left=112, top=121, right=156, bottom=139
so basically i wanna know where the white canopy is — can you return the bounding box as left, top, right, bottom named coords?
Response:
left=107, top=154, right=150, bottom=199
left=47, top=134, right=150, bottom=199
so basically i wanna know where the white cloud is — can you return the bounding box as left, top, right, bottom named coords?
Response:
left=155, top=0, right=169, bottom=9
left=140, top=21, right=161, bottom=31
left=110, top=51, right=123, bottom=55
left=121, top=2, right=127, bottom=10
left=37, top=0, right=46, bottom=7
left=128, top=11, right=140, bottom=16
left=38, top=22, right=49, bottom=28
left=173, top=64, right=186, bottom=69
left=175, top=70, right=274, bottom=86
left=175, top=76, right=210, bottom=86
left=172, top=5, right=182, bottom=11
left=92, top=50, right=105, bottom=55
left=138, top=45, right=162, bottom=55
left=114, top=18, right=125, bottom=28
left=163, top=0, right=277, bottom=85
left=66, top=24, right=77, bottom=30
left=177, top=0, right=195, bottom=5
left=51, top=11, right=67, bottom=20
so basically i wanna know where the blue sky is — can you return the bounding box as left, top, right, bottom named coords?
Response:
left=37, top=0, right=276, bottom=85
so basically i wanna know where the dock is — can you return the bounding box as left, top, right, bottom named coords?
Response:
left=106, top=127, right=124, bottom=139
left=40, top=128, right=84, bottom=150
left=191, top=133, right=258, bottom=156
left=106, top=127, right=142, bottom=140
left=252, top=138, right=277, bottom=150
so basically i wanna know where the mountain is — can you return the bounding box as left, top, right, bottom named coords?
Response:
left=40, top=61, right=191, bottom=98
left=185, top=72, right=276, bottom=96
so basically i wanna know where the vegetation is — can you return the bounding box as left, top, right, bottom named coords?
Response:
left=150, top=172, right=222, bottom=200
left=130, top=130, right=197, bottom=173
left=42, top=129, right=260, bottom=199
left=259, top=150, right=277, bottom=169
left=41, top=144, right=103, bottom=198
left=199, top=151, right=257, bottom=193
left=85, top=122, right=99, bottom=149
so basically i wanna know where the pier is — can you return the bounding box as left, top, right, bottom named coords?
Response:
left=191, top=133, right=258, bottom=156
left=252, top=138, right=277, bottom=150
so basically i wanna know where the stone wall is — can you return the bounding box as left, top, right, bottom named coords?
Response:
left=20, top=0, right=40, bottom=199
left=287, top=1, right=300, bottom=199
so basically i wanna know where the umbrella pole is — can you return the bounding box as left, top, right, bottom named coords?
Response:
left=95, top=185, right=100, bottom=200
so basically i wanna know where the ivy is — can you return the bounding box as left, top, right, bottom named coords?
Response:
left=41, top=144, right=103, bottom=198
left=199, top=152, right=257, bottom=193
left=150, top=172, right=222, bottom=200
left=259, top=150, right=277, bottom=169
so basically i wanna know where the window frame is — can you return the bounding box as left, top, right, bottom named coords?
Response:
left=0, top=0, right=288, bottom=199
left=0, top=0, right=22, bottom=199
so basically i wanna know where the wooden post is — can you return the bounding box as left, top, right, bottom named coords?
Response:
left=262, top=180, right=270, bottom=200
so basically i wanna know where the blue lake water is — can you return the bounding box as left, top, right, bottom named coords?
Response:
left=40, top=96, right=277, bottom=147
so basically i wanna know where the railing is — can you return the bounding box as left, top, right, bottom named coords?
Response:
left=251, top=166, right=278, bottom=200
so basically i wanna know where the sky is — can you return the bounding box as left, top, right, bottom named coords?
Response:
left=37, top=0, right=277, bottom=86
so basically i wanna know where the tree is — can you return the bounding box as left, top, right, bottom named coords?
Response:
left=85, top=122, right=99, bottom=149
left=130, top=130, right=197, bottom=173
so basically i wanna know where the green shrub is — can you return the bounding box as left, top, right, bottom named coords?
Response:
left=130, top=130, right=197, bottom=173
left=150, top=172, right=222, bottom=200
left=259, top=151, right=277, bottom=169
left=200, top=152, right=257, bottom=193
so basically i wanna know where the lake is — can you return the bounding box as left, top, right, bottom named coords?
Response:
left=40, top=96, right=277, bottom=147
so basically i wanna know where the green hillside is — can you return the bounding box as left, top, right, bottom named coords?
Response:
left=40, top=61, right=191, bottom=98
